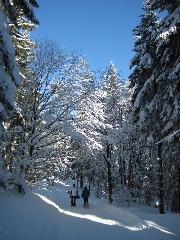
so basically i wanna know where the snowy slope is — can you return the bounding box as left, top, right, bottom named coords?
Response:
left=0, top=181, right=180, bottom=240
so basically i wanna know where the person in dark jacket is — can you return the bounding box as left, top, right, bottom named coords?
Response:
left=81, top=186, right=90, bottom=206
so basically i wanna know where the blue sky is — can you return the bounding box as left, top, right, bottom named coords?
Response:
left=32, top=0, right=144, bottom=78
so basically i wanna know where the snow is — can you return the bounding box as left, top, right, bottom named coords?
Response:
left=157, top=5, right=180, bottom=51
left=0, top=180, right=179, bottom=240
left=155, top=129, right=180, bottom=145
left=139, top=53, right=154, bottom=69
left=134, top=76, right=154, bottom=108
left=170, top=62, right=180, bottom=80
left=139, top=109, right=147, bottom=122
left=160, top=26, right=177, bottom=39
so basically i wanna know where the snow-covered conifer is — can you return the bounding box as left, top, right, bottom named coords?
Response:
left=129, top=0, right=180, bottom=212
left=0, top=0, right=38, bottom=192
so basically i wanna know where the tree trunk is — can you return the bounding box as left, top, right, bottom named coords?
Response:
left=80, top=174, right=83, bottom=189
left=127, top=159, right=132, bottom=189
left=176, top=164, right=180, bottom=213
left=118, top=154, right=123, bottom=185
left=105, top=144, right=113, bottom=203
left=158, top=143, right=164, bottom=214
left=76, top=179, right=79, bottom=190
left=171, top=164, right=180, bottom=212
left=107, top=161, right=113, bottom=203
left=96, top=182, right=100, bottom=199
left=123, top=160, right=126, bottom=186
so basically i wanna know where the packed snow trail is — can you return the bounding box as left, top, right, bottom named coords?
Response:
left=0, top=181, right=180, bottom=240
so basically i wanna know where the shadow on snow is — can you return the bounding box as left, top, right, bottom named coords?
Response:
left=34, top=192, right=175, bottom=236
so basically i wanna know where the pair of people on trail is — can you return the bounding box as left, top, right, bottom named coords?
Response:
left=70, top=184, right=90, bottom=207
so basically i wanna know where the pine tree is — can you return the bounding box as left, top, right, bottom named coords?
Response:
left=0, top=0, right=39, bottom=191
left=148, top=0, right=180, bottom=213
left=129, top=3, right=158, bottom=138
left=129, top=3, right=160, bottom=209
left=0, top=0, right=39, bottom=120
left=129, top=0, right=180, bottom=213
left=0, top=9, right=20, bottom=121
left=101, top=63, right=123, bottom=203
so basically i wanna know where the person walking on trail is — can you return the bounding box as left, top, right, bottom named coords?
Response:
left=70, top=184, right=78, bottom=206
left=81, top=186, right=90, bottom=206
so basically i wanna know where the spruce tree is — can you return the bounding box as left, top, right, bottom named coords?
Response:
left=0, top=0, right=39, bottom=191
left=129, top=0, right=180, bottom=213
left=129, top=3, right=160, bottom=209
left=148, top=0, right=180, bottom=213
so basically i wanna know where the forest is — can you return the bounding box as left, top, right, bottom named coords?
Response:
left=0, top=0, right=179, bottom=225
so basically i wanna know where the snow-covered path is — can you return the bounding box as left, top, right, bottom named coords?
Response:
left=0, top=181, right=180, bottom=240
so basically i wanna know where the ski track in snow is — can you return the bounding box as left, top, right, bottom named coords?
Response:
left=0, top=180, right=180, bottom=240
